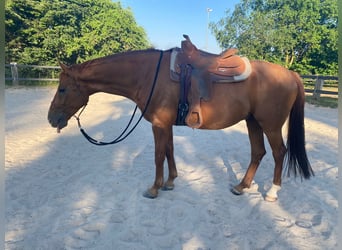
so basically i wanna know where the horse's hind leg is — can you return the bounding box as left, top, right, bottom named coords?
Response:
left=231, top=116, right=266, bottom=195
left=264, top=130, right=286, bottom=201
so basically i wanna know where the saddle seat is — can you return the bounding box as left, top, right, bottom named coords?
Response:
left=181, top=35, right=250, bottom=82
left=170, top=34, right=252, bottom=128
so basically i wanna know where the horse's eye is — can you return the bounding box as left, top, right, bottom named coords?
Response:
left=58, top=88, right=66, bottom=93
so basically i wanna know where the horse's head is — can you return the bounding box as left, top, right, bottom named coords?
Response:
left=48, top=63, right=89, bottom=133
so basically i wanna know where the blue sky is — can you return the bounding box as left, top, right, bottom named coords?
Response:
left=118, top=0, right=240, bottom=53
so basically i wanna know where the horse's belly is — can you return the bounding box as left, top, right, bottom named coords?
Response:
left=199, top=102, right=249, bottom=130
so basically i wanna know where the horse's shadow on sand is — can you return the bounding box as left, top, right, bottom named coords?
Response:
left=5, top=97, right=337, bottom=249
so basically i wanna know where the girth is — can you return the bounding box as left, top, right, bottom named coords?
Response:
left=175, top=64, right=191, bottom=126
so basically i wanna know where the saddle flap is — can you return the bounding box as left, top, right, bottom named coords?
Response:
left=170, top=48, right=182, bottom=81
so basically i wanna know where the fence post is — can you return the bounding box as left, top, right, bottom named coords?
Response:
left=10, top=62, right=19, bottom=85
left=313, top=77, right=324, bottom=100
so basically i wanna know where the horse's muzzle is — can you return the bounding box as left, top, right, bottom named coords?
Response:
left=48, top=112, right=68, bottom=133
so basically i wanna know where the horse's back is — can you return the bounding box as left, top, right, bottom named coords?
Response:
left=250, top=60, right=299, bottom=99
left=250, top=60, right=297, bottom=85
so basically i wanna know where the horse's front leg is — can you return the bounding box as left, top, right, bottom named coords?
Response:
left=144, top=125, right=177, bottom=198
left=162, top=126, right=178, bottom=191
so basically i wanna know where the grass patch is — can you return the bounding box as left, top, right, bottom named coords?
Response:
left=305, top=95, right=338, bottom=108
left=5, top=80, right=58, bottom=87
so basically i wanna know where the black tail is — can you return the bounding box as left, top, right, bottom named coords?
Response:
left=285, top=73, right=314, bottom=179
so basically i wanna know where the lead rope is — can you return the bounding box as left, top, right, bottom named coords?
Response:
left=74, top=50, right=164, bottom=146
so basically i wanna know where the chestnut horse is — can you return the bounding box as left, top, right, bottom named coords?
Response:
left=48, top=49, right=313, bottom=201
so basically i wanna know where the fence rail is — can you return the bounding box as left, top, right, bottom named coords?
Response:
left=301, top=75, right=338, bottom=99
left=5, top=63, right=338, bottom=99
left=5, top=63, right=60, bottom=85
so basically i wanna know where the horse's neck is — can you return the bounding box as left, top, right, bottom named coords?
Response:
left=77, top=51, right=159, bottom=101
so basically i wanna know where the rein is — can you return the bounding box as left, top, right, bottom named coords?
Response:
left=74, top=50, right=164, bottom=146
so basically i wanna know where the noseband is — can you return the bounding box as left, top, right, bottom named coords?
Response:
left=73, top=50, right=164, bottom=146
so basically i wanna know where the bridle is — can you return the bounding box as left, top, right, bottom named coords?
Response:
left=73, top=50, right=164, bottom=146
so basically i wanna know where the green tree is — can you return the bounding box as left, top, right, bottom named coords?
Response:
left=210, top=0, right=337, bottom=75
left=76, top=0, right=149, bottom=62
left=5, top=0, right=150, bottom=65
left=5, top=0, right=39, bottom=63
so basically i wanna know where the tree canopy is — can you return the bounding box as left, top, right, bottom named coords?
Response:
left=5, top=0, right=150, bottom=65
left=210, top=0, right=337, bottom=75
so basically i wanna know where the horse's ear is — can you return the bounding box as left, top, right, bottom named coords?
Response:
left=59, top=61, right=70, bottom=73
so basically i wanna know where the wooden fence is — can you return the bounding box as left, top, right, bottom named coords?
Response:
left=5, top=63, right=60, bottom=85
left=301, top=75, right=338, bottom=99
left=5, top=63, right=338, bottom=99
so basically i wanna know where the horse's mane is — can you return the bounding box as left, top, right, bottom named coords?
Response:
left=74, top=48, right=169, bottom=70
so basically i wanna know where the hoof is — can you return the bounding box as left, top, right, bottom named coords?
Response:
left=143, top=189, right=158, bottom=199
left=265, top=195, right=278, bottom=202
left=265, top=184, right=281, bottom=202
left=230, top=187, right=244, bottom=195
left=161, top=184, right=174, bottom=191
